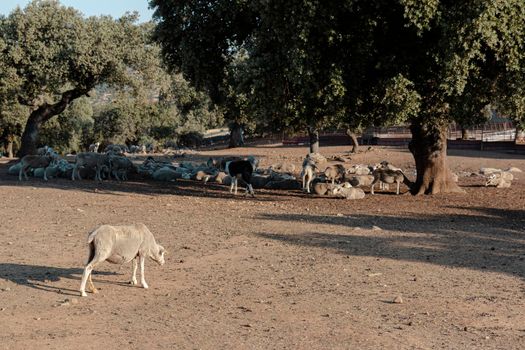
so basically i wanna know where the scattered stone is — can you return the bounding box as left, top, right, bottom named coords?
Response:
left=393, top=296, right=404, bottom=304
left=7, top=242, right=13, bottom=245
left=321, top=314, right=330, bottom=317
left=336, top=213, right=344, bottom=217
left=70, top=298, right=79, bottom=305
left=464, top=326, right=468, bottom=332
left=3, top=287, right=11, bottom=292
left=367, top=273, right=383, bottom=277
left=372, top=225, right=382, bottom=231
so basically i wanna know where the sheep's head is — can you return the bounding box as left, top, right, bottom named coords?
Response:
left=152, top=244, right=166, bottom=266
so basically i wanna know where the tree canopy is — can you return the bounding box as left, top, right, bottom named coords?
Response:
left=0, top=0, right=162, bottom=155
left=151, top=0, right=525, bottom=194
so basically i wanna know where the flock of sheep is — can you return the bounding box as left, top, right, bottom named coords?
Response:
left=9, top=143, right=521, bottom=199
left=6, top=143, right=522, bottom=297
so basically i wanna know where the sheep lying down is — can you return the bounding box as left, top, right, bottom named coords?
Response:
left=80, top=224, right=166, bottom=297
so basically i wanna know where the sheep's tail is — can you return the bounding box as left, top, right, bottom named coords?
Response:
left=86, top=241, right=96, bottom=265
left=86, top=228, right=98, bottom=265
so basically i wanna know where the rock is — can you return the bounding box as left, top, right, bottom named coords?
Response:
left=506, top=167, right=522, bottom=173
left=372, top=225, right=382, bottom=231
left=393, top=296, right=403, bottom=304
left=367, top=273, right=383, bottom=277
left=3, top=287, right=11, bottom=292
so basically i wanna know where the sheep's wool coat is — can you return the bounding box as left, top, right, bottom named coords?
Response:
left=89, top=224, right=156, bottom=264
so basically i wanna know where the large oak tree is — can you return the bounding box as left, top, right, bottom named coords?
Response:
left=0, top=0, right=156, bottom=156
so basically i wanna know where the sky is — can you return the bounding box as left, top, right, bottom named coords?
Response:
left=0, top=0, right=155, bottom=22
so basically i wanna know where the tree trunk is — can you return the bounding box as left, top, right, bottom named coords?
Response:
left=18, top=86, right=91, bottom=157
left=408, top=122, right=465, bottom=195
left=6, top=138, right=14, bottom=158
left=346, top=129, right=359, bottom=153
left=308, top=126, right=319, bottom=153
left=461, top=128, right=469, bottom=140
left=18, top=112, right=43, bottom=156
left=229, top=123, right=244, bottom=148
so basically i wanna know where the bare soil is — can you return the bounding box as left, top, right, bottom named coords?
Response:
left=0, top=145, right=524, bottom=350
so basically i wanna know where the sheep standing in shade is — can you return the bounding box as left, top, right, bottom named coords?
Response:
left=18, top=150, right=58, bottom=181
left=80, top=224, right=166, bottom=297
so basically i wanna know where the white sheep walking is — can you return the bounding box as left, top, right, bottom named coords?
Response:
left=80, top=224, right=166, bottom=297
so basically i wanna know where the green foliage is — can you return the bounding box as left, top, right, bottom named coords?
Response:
left=40, top=97, right=94, bottom=153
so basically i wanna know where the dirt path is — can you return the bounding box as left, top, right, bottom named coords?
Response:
left=0, top=145, right=524, bottom=349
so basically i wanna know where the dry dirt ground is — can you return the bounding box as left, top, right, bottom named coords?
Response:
left=0, top=145, right=524, bottom=350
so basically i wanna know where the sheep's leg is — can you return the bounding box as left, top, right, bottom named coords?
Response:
left=247, top=183, right=255, bottom=197
left=139, top=256, right=148, bottom=289
left=18, top=166, right=23, bottom=181
left=88, top=273, right=98, bottom=294
left=24, top=167, right=29, bottom=181
left=371, top=181, right=376, bottom=195
left=306, top=175, right=312, bottom=193
left=130, top=257, right=138, bottom=285
left=80, top=264, right=95, bottom=297
left=229, top=179, right=235, bottom=193
left=43, top=166, right=48, bottom=181
left=396, top=181, right=400, bottom=195
left=302, top=174, right=306, bottom=191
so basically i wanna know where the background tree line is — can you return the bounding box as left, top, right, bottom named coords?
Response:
left=0, top=0, right=223, bottom=158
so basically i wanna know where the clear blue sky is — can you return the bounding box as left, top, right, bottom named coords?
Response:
left=0, top=0, right=154, bottom=22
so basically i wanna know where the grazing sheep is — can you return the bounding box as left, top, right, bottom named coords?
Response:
left=109, top=155, right=135, bottom=181
left=485, top=171, right=513, bottom=188
left=214, top=171, right=229, bottom=184
left=104, top=144, right=125, bottom=156
left=36, top=145, right=53, bottom=156
left=305, top=152, right=327, bottom=166
left=80, top=224, right=166, bottom=297
left=18, top=151, right=58, bottom=181
left=347, top=164, right=371, bottom=175
left=88, top=142, right=100, bottom=153
left=370, top=168, right=407, bottom=195
left=152, top=167, right=180, bottom=181
left=348, top=174, right=375, bottom=188
left=269, top=162, right=296, bottom=174
left=330, top=184, right=366, bottom=200
left=313, top=181, right=330, bottom=195
left=225, top=159, right=256, bottom=196
left=324, top=164, right=346, bottom=185
left=72, top=152, right=108, bottom=181
left=301, top=158, right=318, bottom=193
left=479, top=167, right=502, bottom=175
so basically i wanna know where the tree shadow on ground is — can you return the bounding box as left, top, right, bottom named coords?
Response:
left=255, top=206, right=525, bottom=279
left=0, top=263, right=120, bottom=296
